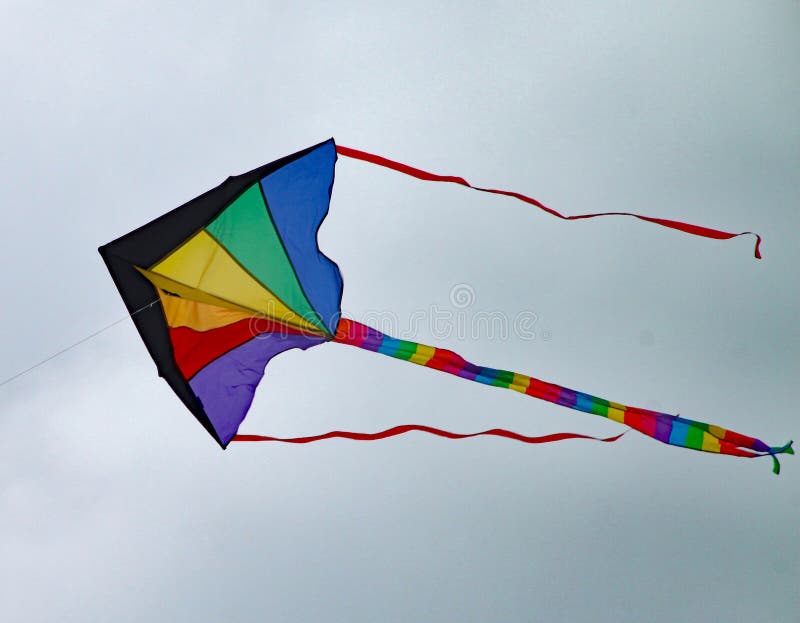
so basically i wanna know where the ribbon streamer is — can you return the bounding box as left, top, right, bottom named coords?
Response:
left=337, top=145, right=762, bottom=258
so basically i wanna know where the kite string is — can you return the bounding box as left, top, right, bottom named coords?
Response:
left=0, top=299, right=159, bottom=389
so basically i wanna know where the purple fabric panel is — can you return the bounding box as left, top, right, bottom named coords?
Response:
left=458, top=365, right=479, bottom=381
left=189, top=333, right=326, bottom=445
left=361, top=327, right=385, bottom=352
left=460, top=362, right=480, bottom=381
left=752, top=439, right=771, bottom=452
left=654, top=415, right=674, bottom=444
left=557, top=388, right=577, bottom=408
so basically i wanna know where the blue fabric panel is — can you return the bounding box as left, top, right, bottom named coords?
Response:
left=574, top=392, right=595, bottom=414
left=260, top=140, right=342, bottom=334
left=377, top=336, right=402, bottom=357
left=668, top=420, right=691, bottom=447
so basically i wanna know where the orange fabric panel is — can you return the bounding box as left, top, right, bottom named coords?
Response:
left=158, top=290, right=254, bottom=332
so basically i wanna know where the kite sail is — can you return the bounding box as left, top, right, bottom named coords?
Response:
left=99, top=139, right=792, bottom=472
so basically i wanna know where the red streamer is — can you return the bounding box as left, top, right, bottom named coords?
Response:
left=232, top=425, right=626, bottom=445
left=336, top=145, right=762, bottom=259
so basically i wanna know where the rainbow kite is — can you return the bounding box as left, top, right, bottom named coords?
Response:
left=99, top=139, right=792, bottom=473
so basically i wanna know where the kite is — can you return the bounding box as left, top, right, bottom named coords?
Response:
left=99, top=139, right=792, bottom=473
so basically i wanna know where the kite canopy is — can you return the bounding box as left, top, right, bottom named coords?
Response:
left=99, top=139, right=342, bottom=446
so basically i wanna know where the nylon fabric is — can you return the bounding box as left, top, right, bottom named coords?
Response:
left=158, top=289, right=254, bottom=332
left=233, top=426, right=626, bottom=445
left=260, top=140, right=342, bottom=333
left=336, top=145, right=763, bottom=258
left=149, top=230, right=323, bottom=334
left=206, top=183, right=327, bottom=334
left=334, top=318, right=792, bottom=471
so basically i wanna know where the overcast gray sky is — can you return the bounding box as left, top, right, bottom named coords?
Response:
left=1, top=2, right=798, bottom=622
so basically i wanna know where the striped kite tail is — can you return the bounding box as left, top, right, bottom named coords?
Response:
left=333, top=318, right=793, bottom=474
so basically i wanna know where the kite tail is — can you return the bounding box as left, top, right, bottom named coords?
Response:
left=334, top=318, right=793, bottom=474
left=336, top=145, right=762, bottom=258
left=233, top=426, right=625, bottom=445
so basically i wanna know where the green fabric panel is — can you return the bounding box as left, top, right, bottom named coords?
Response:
left=491, top=370, right=515, bottom=388
left=591, top=399, right=609, bottom=417
left=685, top=425, right=705, bottom=450
left=394, top=341, right=419, bottom=360
left=206, top=184, right=328, bottom=334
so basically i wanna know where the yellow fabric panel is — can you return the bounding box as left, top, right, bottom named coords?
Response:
left=508, top=373, right=531, bottom=393
left=157, top=289, right=254, bottom=332
left=148, top=231, right=322, bottom=334
left=151, top=230, right=219, bottom=288
left=139, top=267, right=325, bottom=335
left=137, top=267, right=259, bottom=314
left=137, top=268, right=326, bottom=336
left=707, top=424, right=727, bottom=440
left=701, top=432, right=722, bottom=453
left=408, top=344, right=436, bottom=366
left=607, top=406, right=626, bottom=424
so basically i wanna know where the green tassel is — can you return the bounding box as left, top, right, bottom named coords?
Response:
left=767, top=440, right=793, bottom=475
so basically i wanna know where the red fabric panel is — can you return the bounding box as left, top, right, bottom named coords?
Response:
left=526, top=378, right=562, bottom=402
left=169, top=318, right=305, bottom=380
left=334, top=317, right=368, bottom=346
left=623, top=410, right=657, bottom=438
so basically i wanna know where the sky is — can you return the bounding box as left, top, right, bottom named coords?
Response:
left=0, top=1, right=798, bottom=621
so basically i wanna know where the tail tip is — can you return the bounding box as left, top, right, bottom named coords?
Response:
left=769, top=440, right=793, bottom=475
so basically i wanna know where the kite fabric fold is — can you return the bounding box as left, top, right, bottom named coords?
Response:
left=99, top=137, right=791, bottom=473
left=332, top=319, right=793, bottom=473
